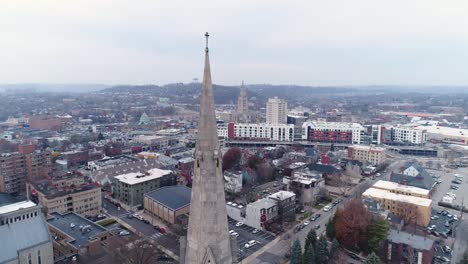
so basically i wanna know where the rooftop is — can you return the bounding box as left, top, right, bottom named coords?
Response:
left=0, top=193, right=23, bottom=207
left=373, top=180, right=430, bottom=197
left=114, top=168, right=172, bottom=185
left=268, top=191, right=295, bottom=201
left=362, top=187, right=432, bottom=207
left=145, top=185, right=191, bottom=210
left=0, top=200, right=37, bottom=215
left=93, top=155, right=138, bottom=168
left=0, top=215, right=52, bottom=263
left=248, top=198, right=277, bottom=210
left=47, top=212, right=107, bottom=249
left=416, top=125, right=468, bottom=138
left=32, top=181, right=99, bottom=199
left=387, top=229, right=434, bottom=250
left=349, top=145, right=386, bottom=152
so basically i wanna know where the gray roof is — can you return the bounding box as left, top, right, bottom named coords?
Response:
left=145, top=186, right=191, bottom=210
left=387, top=229, right=434, bottom=250
left=47, top=212, right=107, bottom=249
left=390, top=162, right=435, bottom=190
left=0, top=193, right=23, bottom=207
left=390, top=172, right=435, bottom=190
left=0, top=216, right=52, bottom=263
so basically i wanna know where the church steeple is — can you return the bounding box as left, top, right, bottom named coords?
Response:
left=180, top=33, right=237, bottom=264
left=196, top=32, right=218, bottom=152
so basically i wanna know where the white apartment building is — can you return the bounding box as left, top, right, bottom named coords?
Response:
left=217, top=125, right=229, bottom=139
left=233, top=123, right=294, bottom=142
left=390, top=126, right=427, bottom=145
left=266, top=97, right=288, bottom=124
left=302, top=121, right=365, bottom=144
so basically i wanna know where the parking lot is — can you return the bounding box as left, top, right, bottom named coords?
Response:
left=426, top=166, right=468, bottom=263
left=227, top=218, right=276, bottom=260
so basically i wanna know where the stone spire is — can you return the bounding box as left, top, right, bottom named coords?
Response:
left=237, top=80, right=248, bottom=115
left=180, top=32, right=237, bottom=264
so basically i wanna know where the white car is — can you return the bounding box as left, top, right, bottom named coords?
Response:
left=119, top=230, right=130, bottom=236
left=245, top=240, right=257, bottom=249
left=235, top=222, right=244, bottom=227
left=323, top=206, right=331, bottom=212
left=230, top=232, right=239, bottom=237
left=229, top=230, right=235, bottom=235
left=133, top=214, right=144, bottom=221
left=453, top=215, right=459, bottom=221
left=303, top=221, right=310, bottom=226
left=252, top=229, right=260, bottom=234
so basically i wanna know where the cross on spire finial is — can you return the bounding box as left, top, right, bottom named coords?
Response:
left=205, top=32, right=209, bottom=52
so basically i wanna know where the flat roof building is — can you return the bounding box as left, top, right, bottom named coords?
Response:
left=362, top=187, right=431, bottom=226
left=31, top=174, right=102, bottom=217
left=348, top=145, right=386, bottom=165
left=113, top=168, right=176, bottom=206
left=47, top=212, right=109, bottom=258
left=144, top=186, right=191, bottom=224
left=0, top=194, right=53, bottom=264
left=372, top=180, right=430, bottom=198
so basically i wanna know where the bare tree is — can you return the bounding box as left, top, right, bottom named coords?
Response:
left=345, top=162, right=362, bottom=179
left=399, top=202, right=419, bottom=233
left=113, top=238, right=160, bottom=264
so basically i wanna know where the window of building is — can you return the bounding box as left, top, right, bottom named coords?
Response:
left=38, top=250, right=42, bottom=264
left=28, top=254, right=32, bottom=264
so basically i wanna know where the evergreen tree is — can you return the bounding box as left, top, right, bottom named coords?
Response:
left=365, top=252, right=380, bottom=264
left=459, top=250, right=468, bottom=264
left=326, top=215, right=336, bottom=240
left=329, top=238, right=340, bottom=258
left=290, top=239, right=302, bottom=264
left=368, top=217, right=389, bottom=252
left=315, top=236, right=329, bottom=264
left=305, top=229, right=318, bottom=251
left=303, top=243, right=316, bottom=264
left=97, top=132, right=105, bottom=141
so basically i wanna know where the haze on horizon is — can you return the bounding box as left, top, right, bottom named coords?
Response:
left=1, top=0, right=468, bottom=87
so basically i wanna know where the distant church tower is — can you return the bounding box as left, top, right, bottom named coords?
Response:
left=236, top=81, right=250, bottom=123
left=180, top=33, right=237, bottom=264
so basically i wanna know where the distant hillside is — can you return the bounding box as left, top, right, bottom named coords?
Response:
left=0, top=84, right=109, bottom=93
left=100, top=83, right=357, bottom=104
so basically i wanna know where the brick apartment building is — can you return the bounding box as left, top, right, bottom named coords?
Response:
left=30, top=172, right=102, bottom=217
left=0, top=145, right=52, bottom=194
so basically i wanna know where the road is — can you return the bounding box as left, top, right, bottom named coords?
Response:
left=102, top=198, right=181, bottom=257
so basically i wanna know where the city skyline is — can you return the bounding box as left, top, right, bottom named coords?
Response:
left=1, top=0, right=468, bottom=86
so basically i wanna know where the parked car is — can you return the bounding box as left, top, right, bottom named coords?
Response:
left=142, top=219, right=150, bottom=224
left=314, top=224, right=320, bottom=230
left=230, top=231, right=239, bottom=237
left=431, top=215, right=439, bottom=220
left=303, top=221, right=310, bottom=226
left=252, top=229, right=260, bottom=234
left=443, top=245, right=452, bottom=253
left=235, top=222, right=244, bottom=227
left=244, top=240, right=257, bottom=249
left=323, top=205, right=331, bottom=212
left=310, top=214, right=321, bottom=221
left=431, top=231, right=440, bottom=237
left=119, top=230, right=130, bottom=236
left=133, top=214, right=144, bottom=221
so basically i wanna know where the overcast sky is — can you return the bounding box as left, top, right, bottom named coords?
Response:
left=1, top=0, right=468, bottom=86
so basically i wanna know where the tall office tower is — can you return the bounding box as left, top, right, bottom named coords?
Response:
left=266, top=96, right=288, bottom=124
left=180, top=33, right=237, bottom=264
